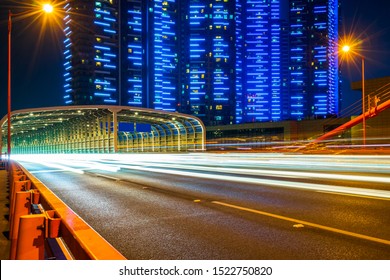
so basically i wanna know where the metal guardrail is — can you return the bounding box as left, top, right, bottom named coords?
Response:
left=7, top=161, right=126, bottom=260
left=312, top=97, right=390, bottom=144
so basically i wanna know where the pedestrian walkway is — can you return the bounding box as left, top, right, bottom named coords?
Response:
left=0, top=166, right=10, bottom=260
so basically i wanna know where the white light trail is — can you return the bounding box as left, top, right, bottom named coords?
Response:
left=115, top=164, right=390, bottom=200
left=112, top=161, right=390, bottom=184
left=14, top=153, right=390, bottom=200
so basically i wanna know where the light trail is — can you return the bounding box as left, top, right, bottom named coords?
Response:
left=104, top=161, right=390, bottom=184
left=14, top=153, right=390, bottom=200
left=18, top=156, right=120, bottom=174
left=113, top=164, right=390, bottom=200
left=27, top=160, right=85, bottom=174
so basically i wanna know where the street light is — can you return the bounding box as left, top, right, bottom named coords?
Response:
left=341, top=45, right=351, bottom=53
left=7, top=4, right=54, bottom=163
left=341, top=44, right=366, bottom=146
left=43, top=4, right=54, bottom=14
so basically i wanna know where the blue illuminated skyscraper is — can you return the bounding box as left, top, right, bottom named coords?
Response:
left=62, top=0, right=340, bottom=126
left=125, top=0, right=144, bottom=107
left=63, top=0, right=180, bottom=111
left=125, top=0, right=179, bottom=111
left=184, top=1, right=236, bottom=125
left=183, top=0, right=285, bottom=125
left=237, top=0, right=283, bottom=123
left=289, top=0, right=339, bottom=120
left=152, top=0, right=179, bottom=112
left=63, top=0, right=119, bottom=105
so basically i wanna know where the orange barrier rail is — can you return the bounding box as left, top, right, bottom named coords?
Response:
left=8, top=161, right=126, bottom=260
left=312, top=97, right=390, bottom=143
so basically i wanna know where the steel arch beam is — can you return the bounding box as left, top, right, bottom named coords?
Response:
left=1, top=105, right=205, bottom=155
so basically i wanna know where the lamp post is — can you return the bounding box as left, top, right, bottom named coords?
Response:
left=341, top=45, right=366, bottom=146
left=361, top=56, right=366, bottom=147
left=7, top=10, right=12, bottom=163
left=7, top=4, right=54, bottom=163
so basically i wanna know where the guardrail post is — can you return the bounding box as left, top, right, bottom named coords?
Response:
left=10, top=173, right=26, bottom=193
left=9, top=169, right=24, bottom=187
left=10, top=180, right=31, bottom=209
left=9, top=191, right=32, bottom=260
left=9, top=173, right=27, bottom=205
left=45, top=210, right=61, bottom=238
left=15, top=214, right=46, bottom=260
left=9, top=180, right=31, bottom=237
left=14, top=210, right=62, bottom=260
left=32, top=189, right=40, bottom=204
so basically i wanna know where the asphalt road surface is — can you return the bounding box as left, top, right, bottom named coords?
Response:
left=16, top=153, right=390, bottom=259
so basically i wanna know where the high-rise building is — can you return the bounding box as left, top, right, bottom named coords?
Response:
left=125, top=0, right=144, bottom=108
left=125, top=0, right=180, bottom=111
left=280, top=19, right=291, bottom=120
left=289, top=0, right=339, bottom=120
left=237, top=0, right=283, bottom=123
left=62, top=0, right=339, bottom=126
left=63, top=0, right=119, bottom=106
left=63, top=0, right=181, bottom=111
left=183, top=1, right=237, bottom=126
left=182, top=0, right=286, bottom=125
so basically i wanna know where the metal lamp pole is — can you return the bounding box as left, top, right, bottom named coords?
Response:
left=361, top=55, right=366, bottom=146
left=341, top=45, right=366, bottom=146
left=6, top=6, right=53, bottom=163
left=7, top=10, right=12, bottom=163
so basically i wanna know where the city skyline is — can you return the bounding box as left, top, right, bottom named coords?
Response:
left=58, top=0, right=339, bottom=126
left=1, top=0, right=390, bottom=123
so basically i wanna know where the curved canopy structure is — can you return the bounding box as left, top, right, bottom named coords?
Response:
left=1, top=106, right=205, bottom=154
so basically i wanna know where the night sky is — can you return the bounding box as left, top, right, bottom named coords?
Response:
left=0, top=0, right=390, bottom=120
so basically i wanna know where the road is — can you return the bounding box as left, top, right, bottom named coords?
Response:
left=16, top=153, right=390, bottom=259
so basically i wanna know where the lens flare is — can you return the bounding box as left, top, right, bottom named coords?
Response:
left=43, top=4, right=54, bottom=13
left=342, top=45, right=351, bottom=53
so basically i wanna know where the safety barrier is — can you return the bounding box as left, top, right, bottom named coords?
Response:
left=8, top=161, right=126, bottom=260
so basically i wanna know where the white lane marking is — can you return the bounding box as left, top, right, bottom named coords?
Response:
left=94, top=174, right=121, bottom=181
left=317, top=191, right=390, bottom=201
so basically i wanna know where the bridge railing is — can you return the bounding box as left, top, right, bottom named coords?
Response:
left=7, top=161, right=126, bottom=260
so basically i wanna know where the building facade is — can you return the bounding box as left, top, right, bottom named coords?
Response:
left=62, top=0, right=340, bottom=126
left=235, top=0, right=283, bottom=124
left=63, top=0, right=119, bottom=106
left=289, top=0, right=339, bottom=120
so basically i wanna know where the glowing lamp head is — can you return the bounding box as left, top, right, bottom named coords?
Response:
left=342, top=45, right=351, bottom=53
left=43, top=3, right=54, bottom=13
